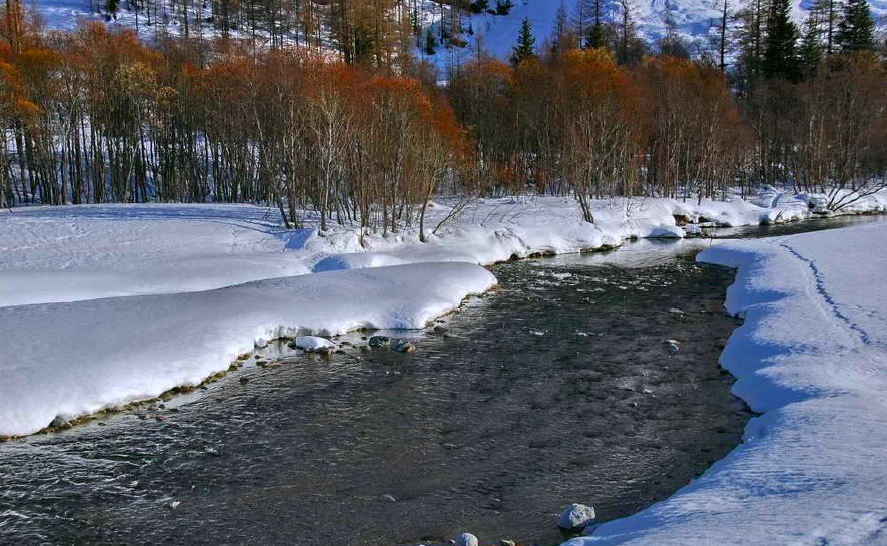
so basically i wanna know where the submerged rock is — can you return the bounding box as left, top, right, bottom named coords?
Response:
left=368, top=336, right=391, bottom=348
left=665, top=339, right=682, bottom=354
left=455, top=533, right=479, bottom=546
left=558, top=503, right=596, bottom=531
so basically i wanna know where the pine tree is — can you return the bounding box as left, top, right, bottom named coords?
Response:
left=510, top=17, right=536, bottom=66
left=835, top=0, right=876, bottom=52
left=809, top=0, right=839, bottom=54
left=551, top=1, right=569, bottom=55
left=424, top=27, right=437, bottom=56
left=798, top=13, right=823, bottom=77
left=762, top=0, right=800, bottom=80
left=104, top=0, right=119, bottom=20
left=585, top=0, right=606, bottom=49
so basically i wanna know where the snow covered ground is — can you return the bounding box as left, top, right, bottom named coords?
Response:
left=568, top=220, right=887, bottom=545
left=1, top=190, right=885, bottom=438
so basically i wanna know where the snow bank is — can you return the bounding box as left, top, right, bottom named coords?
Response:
left=0, top=263, right=495, bottom=437
left=4, top=193, right=883, bottom=307
left=568, top=220, right=887, bottom=545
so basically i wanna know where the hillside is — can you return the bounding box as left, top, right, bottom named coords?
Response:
left=30, top=0, right=887, bottom=69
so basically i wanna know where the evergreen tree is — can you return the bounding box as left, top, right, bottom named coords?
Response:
left=585, top=0, right=606, bottom=49
left=762, top=0, right=800, bottom=80
left=733, top=0, right=767, bottom=88
left=424, top=27, right=437, bottom=56
left=551, top=1, right=569, bottom=55
left=798, top=13, right=824, bottom=77
left=835, top=0, right=876, bottom=52
left=809, top=0, right=839, bottom=54
left=511, top=17, right=536, bottom=66
left=104, top=0, right=119, bottom=20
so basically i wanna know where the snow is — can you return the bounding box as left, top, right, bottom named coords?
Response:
left=27, top=0, right=887, bottom=71
left=0, top=263, right=495, bottom=437
left=568, top=219, right=887, bottom=545
left=1, top=192, right=885, bottom=438
left=294, top=336, right=335, bottom=351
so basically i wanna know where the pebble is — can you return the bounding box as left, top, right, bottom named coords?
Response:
left=381, top=494, right=396, bottom=502
left=500, top=541, right=516, bottom=546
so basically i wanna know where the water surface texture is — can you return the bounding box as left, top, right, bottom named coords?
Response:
left=0, top=243, right=750, bottom=546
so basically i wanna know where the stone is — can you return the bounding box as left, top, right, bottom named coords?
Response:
left=368, top=336, right=391, bottom=348
left=500, top=541, right=516, bottom=546
left=392, top=340, right=416, bottom=354
left=381, top=494, right=396, bottom=502
left=50, top=415, right=69, bottom=429
left=665, top=339, right=681, bottom=354
left=455, top=533, right=478, bottom=546
left=557, top=503, right=596, bottom=531
left=239, top=377, right=250, bottom=385
left=168, top=501, right=181, bottom=509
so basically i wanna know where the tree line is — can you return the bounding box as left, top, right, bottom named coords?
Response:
left=1, top=0, right=886, bottom=223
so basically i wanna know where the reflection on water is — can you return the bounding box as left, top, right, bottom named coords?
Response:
left=0, top=247, right=747, bottom=546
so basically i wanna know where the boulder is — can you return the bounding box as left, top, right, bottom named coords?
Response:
left=392, top=340, right=416, bottom=354
left=557, top=503, right=596, bottom=531
left=295, top=336, right=335, bottom=351
left=368, top=336, right=391, bottom=348
left=455, top=533, right=479, bottom=546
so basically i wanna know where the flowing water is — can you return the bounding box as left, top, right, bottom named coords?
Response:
left=1, top=217, right=880, bottom=546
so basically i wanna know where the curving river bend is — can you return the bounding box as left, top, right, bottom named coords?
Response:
left=0, top=216, right=880, bottom=546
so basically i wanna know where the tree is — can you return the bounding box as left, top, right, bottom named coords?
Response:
left=551, top=1, right=569, bottom=56
left=798, top=13, right=824, bottom=77
left=835, top=0, right=876, bottom=52
left=510, top=17, right=535, bottom=66
left=762, top=0, right=800, bottom=80
left=809, top=0, right=839, bottom=54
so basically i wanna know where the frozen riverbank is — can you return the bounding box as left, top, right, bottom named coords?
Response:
left=1, top=192, right=884, bottom=437
left=570, top=220, right=887, bottom=545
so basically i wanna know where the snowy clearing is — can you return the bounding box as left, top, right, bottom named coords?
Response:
left=570, top=220, right=887, bottom=545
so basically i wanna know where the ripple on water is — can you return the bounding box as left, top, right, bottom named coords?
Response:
left=0, top=250, right=750, bottom=546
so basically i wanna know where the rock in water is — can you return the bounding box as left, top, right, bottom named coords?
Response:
left=295, top=336, right=335, bottom=351
left=392, top=340, right=416, bottom=354
left=557, top=503, right=596, bottom=531
left=368, top=336, right=391, bottom=348
left=455, top=533, right=478, bottom=546
left=665, top=339, right=681, bottom=354
left=50, top=415, right=69, bottom=429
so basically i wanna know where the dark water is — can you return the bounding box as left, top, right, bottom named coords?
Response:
left=710, top=213, right=884, bottom=239
left=0, top=245, right=749, bottom=546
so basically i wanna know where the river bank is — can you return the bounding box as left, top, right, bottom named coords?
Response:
left=1, top=192, right=884, bottom=437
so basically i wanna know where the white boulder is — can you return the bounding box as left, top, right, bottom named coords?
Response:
left=558, top=503, right=596, bottom=531
left=455, top=533, right=479, bottom=546
left=295, top=336, right=335, bottom=351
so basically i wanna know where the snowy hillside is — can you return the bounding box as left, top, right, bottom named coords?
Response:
left=30, top=0, right=887, bottom=65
